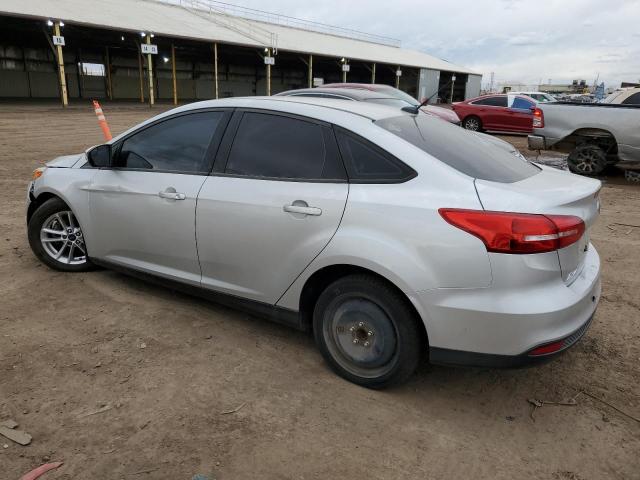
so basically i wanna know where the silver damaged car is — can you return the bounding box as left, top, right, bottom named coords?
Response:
left=26, top=97, right=602, bottom=388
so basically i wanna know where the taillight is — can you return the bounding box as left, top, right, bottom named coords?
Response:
left=438, top=209, right=585, bottom=254
left=533, top=108, right=544, bottom=128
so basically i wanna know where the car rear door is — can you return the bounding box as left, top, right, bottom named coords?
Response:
left=195, top=110, right=349, bottom=304
left=87, top=110, right=230, bottom=284
left=472, top=96, right=508, bottom=130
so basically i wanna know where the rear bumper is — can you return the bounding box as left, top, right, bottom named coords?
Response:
left=415, top=245, right=601, bottom=363
left=429, top=311, right=595, bottom=368
left=528, top=134, right=545, bottom=150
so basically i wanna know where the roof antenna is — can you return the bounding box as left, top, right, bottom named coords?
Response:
left=401, top=79, right=454, bottom=114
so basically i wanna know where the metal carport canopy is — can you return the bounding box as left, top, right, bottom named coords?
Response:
left=0, top=0, right=478, bottom=74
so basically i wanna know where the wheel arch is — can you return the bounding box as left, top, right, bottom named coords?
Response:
left=559, top=128, right=618, bottom=155
left=296, top=263, right=428, bottom=345
left=27, top=191, right=65, bottom=224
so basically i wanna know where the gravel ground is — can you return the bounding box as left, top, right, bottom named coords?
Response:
left=1, top=103, right=639, bottom=480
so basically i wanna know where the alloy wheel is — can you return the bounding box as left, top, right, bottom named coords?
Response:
left=40, top=210, right=87, bottom=265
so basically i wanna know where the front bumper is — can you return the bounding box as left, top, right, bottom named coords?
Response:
left=416, top=245, right=601, bottom=366
left=528, top=134, right=545, bottom=150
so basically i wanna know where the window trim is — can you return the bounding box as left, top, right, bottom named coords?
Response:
left=211, top=108, right=348, bottom=183
left=334, top=126, right=417, bottom=184
left=105, top=108, right=233, bottom=176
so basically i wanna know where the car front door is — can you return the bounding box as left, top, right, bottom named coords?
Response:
left=506, top=96, right=535, bottom=132
left=87, top=110, right=230, bottom=284
left=196, top=110, right=349, bottom=304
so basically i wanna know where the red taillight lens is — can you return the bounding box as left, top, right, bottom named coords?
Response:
left=438, top=209, right=585, bottom=254
left=533, top=108, right=544, bottom=128
left=528, top=340, right=564, bottom=356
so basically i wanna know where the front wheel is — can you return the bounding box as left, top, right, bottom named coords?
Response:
left=462, top=115, right=482, bottom=131
left=313, top=274, right=423, bottom=389
left=28, top=198, right=94, bottom=272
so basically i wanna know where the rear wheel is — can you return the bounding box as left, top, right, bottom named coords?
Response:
left=28, top=198, right=94, bottom=272
left=463, top=115, right=482, bottom=131
left=567, top=144, right=607, bottom=176
left=313, top=274, right=423, bottom=389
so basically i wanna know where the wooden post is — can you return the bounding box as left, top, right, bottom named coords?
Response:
left=372, top=62, right=376, bottom=84
left=266, top=48, right=271, bottom=96
left=105, top=46, right=113, bottom=100
left=213, top=42, right=219, bottom=99
left=137, top=47, right=144, bottom=103
left=146, top=34, right=155, bottom=106
left=54, top=22, right=68, bottom=107
left=171, top=44, right=177, bottom=105
left=308, top=54, right=313, bottom=88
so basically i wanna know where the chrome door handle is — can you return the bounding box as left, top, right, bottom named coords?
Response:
left=283, top=203, right=322, bottom=216
left=159, top=190, right=186, bottom=200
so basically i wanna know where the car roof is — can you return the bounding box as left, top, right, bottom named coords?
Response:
left=322, top=83, right=394, bottom=91
left=276, top=87, right=399, bottom=101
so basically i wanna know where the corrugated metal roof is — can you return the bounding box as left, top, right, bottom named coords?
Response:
left=1, top=0, right=478, bottom=74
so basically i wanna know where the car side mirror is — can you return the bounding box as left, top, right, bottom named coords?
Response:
left=87, top=144, right=112, bottom=167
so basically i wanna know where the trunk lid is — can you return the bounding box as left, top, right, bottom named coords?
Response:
left=475, top=166, right=601, bottom=283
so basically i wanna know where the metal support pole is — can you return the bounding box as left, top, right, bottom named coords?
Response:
left=54, top=22, right=68, bottom=107
left=171, top=44, right=177, bottom=105
left=395, top=65, right=400, bottom=89
left=266, top=48, right=271, bottom=96
left=105, top=46, right=113, bottom=100
left=213, top=42, right=219, bottom=99
left=146, top=34, right=155, bottom=106
left=372, top=63, right=376, bottom=84
left=308, top=54, right=313, bottom=88
left=137, top=48, right=144, bottom=103
left=450, top=77, right=455, bottom=103
left=342, top=66, right=347, bottom=83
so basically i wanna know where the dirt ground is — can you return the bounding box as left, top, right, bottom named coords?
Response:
left=1, top=102, right=639, bottom=480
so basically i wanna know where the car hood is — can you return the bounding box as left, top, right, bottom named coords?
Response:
left=46, top=153, right=84, bottom=168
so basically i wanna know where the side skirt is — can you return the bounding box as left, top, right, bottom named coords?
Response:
left=91, top=258, right=304, bottom=330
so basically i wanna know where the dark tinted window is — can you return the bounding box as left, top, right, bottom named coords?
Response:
left=118, top=112, right=222, bottom=172
left=471, top=96, right=508, bottom=107
left=225, top=112, right=344, bottom=180
left=511, top=97, right=534, bottom=110
left=376, top=114, right=540, bottom=183
left=622, top=92, right=640, bottom=104
left=336, top=130, right=416, bottom=183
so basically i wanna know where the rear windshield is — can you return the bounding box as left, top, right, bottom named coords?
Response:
left=375, top=114, right=540, bottom=183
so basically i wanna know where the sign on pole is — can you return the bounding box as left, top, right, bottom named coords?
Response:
left=313, top=77, right=324, bottom=87
left=141, top=44, right=158, bottom=55
left=396, top=69, right=402, bottom=77
left=264, top=56, right=275, bottom=65
left=341, top=64, right=350, bottom=72
left=53, top=36, right=65, bottom=46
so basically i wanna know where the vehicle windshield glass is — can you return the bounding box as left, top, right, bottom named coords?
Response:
left=375, top=114, right=540, bottom=183
left=378, top=87, right=420, bottom=106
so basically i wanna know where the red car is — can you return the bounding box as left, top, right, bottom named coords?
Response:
left=322, top=83, right=461, bottom=125
left=452, top=94, right=537, bottom=133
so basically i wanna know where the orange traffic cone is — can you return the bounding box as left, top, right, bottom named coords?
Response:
left=92, top=100, right=112, bottom=141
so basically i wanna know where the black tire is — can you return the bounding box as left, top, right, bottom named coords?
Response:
left=462, top=115, right=482, bottom=131
left=567, top=144, right=607, bottom=176
left=28, top=197, right=94, bottom=272
left=313, top=274, right=423, bottom=389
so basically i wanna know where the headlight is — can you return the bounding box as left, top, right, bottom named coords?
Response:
left=32, top=167, right=46, bottom=180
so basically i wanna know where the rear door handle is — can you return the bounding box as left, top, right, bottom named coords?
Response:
left=283, top=203, right=322, bottom=216
left=159, top=189, right=186, bottom=200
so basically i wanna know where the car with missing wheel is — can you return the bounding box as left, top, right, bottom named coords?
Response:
left=27, top=96, right=601, bottom=388
left=528, top=102, right=640, bottom=175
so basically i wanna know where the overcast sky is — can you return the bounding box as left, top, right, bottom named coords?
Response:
left=236, top=0, right=640, bottom=89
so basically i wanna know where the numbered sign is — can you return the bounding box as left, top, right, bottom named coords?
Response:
left=141, top=44, right=158, bottom=55
left=396, top=69, right=402, bottom=77
left=313, top=77, right=324, bottom=87
left=341, top=64, right=350, bottom=72
left=53, top=36, right=65, bottom=46
left=264, top=56, right=275, bottom=65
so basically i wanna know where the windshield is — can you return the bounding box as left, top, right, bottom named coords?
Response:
left=375, top=114, right=540, bottom=183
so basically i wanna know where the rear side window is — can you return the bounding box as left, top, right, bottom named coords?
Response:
left=472, top=96, right=508, bottom=107
left=622, top=92, right=640, bottom=104
left=225, top=112, right=345, bottom=181
left=511, top=97, right=534, bottom=110
left=375, top=114, right=540, bottom=183
left=335, top=130, right=416, bottom=183
left=118, top=112, right=223, bottom=173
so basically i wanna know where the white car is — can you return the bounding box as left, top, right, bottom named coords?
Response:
left=26, top=97, right=602, bottom=388
left=510, top=91, right=557, bottom=103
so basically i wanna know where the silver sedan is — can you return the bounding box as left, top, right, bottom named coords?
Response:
left=26, top=97, right=602, bottom=388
